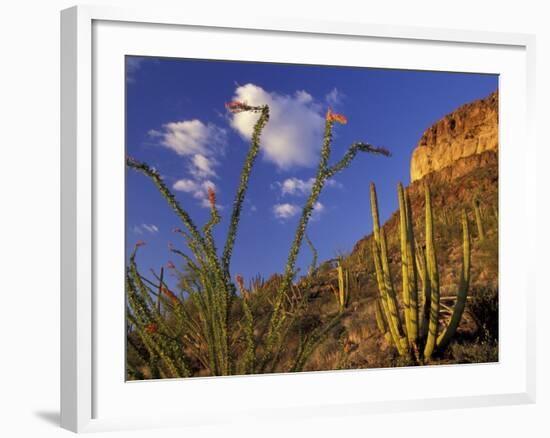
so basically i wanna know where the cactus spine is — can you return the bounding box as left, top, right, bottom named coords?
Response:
left=370, top=182, right=471, bottom=362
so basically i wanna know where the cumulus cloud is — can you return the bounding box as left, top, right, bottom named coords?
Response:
left=173, top=178, right=199, bottom=193
left=228, top=84, right=324, bottom=169
left=274, top=177, right=342, bottom=197
left=279, top=177, right=315, bottom=196
left=272, top=201, right=325, bottom=221
left=150, top=120, right=226, bottom=159
left=173, top=178, right=216, bottom=198
left=273, top=203, right=300, bottom=220
left=190, top=153, right=217, bottom=178
left=326, top=88, right=345, bottom=107
left=173, top=178, right=218, bottom=209
left=149, top=118, right=226, bottom=208
left=132, top=223, right=159, bottom=235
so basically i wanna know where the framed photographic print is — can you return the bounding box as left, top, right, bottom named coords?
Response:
left=61, top=5, right=536, bottom=433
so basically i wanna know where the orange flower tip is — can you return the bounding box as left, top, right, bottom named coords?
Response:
left=225, top=100, right=250, bottom=114
left=207, top=186, right=216, bottom=208
left=326, top=108, right=348, bottom=125
left=172, top=227, right=182, bottom=233
left=161, top=286, right=178, bottom=303
left=235, top=274, right=245, bottom=291
left=135, top=240, right=146, bottom=248
left=145, top=323, right=158, bottom=334
left=225, top=100, right=244, bottom=108
left=166, top=261, right=176, bottom=270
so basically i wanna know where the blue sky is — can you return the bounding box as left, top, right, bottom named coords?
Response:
left=126, top=56, right=498, bottom=287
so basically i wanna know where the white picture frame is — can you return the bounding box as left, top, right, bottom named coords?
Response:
left=60, top=4, right=536, bottom=433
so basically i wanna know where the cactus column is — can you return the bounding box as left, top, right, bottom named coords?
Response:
left=398, top=183, right=419, bottom=349
left=423, top=185, right=440, bottom=360
left=370, top=183, right=407, bottom=356
left=369, top=182, right=472, bottom=362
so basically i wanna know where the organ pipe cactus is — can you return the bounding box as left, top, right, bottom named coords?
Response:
left=370, top=182, right=471, bottom=362
left=473, top=196, right=485, bottom=241
left=332, top=261, right=349, bottom=312
left=370, top=184, right=408, bottom=356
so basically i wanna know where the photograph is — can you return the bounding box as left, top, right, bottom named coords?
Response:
left=125, top=56, right=499, bottom=380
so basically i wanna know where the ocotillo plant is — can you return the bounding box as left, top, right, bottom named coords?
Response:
left=258, top=108, right=391, bottom=371
left=126, top=102, right=390, bottom=378
left=370, top=182, right=471, bottom=362
left=305, top=234, right=318, bottom=278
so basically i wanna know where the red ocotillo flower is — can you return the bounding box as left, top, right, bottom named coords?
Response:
left=236, top=274, right=245, bottom=291
left=145, top=323, right=157, bottom=334
left=161, top=286, right=179, bottom=304
left=207, top=186, right=216, bottom=209
left=135, top=240, right=146, bottom=248
left=166, top=260, right=176, bottom=270
left=225, top=100, right=251, bottom=114
left=172, top=227, right=182, bottom=233
left=326, top=108, right=348, bottom=125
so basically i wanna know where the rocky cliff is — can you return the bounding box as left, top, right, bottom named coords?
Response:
left=410, top=91, right=498, bottom=182
left=345, top=89, right=499, bottom=294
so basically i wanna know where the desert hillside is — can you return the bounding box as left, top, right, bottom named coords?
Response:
left=127, top=91, right=500, bottom=378
left=288, top=90, right=499, bottom=370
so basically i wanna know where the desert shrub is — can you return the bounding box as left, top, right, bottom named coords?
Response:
left=317, top=260, right=335, bottom=274
left=467, top=286, right=499, bottom=342
left=477, top=234, right=499, bottom=280
left=450, top=339, right=498, bottom=364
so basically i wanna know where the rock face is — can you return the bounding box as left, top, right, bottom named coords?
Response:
left=410, top=91, right=498, bottom=182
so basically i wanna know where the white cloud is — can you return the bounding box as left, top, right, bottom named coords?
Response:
left=190, top=154, right=217, bottom=178
left=295, top=90, right=314, bottom=104
left=274, top=177, right=342, bottom=197
left=173, top=178, right=198, bottom=193
left=150, top=117, right=226, bottom=208
left=132, top=223, right=159, bottom=234
left=150, top=120, right=226, bottom=159
left=142, top=224, right=159, bottom=233
left=326, top=88, right=345, bottom=107
left=272, top=201, right=325, bottom=221
left=273, top=203, right=300, bottom=220
left=173, top=179, right=217, bottom=209
left=229, top=84, right=324, bottom=169
left=279, top=177, right=315, bottom=196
